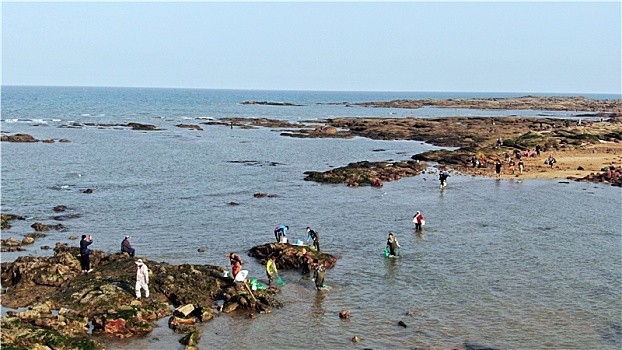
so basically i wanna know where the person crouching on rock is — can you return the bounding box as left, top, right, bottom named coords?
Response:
left=266, top=255, right=278, bottom=287
left=313, top=259, right=326, bottom=291
left=135, top=259, right=150, bottom=299
left=121, top=236, right=135, bottom=257
left=274, top=225, right=288, bottom=243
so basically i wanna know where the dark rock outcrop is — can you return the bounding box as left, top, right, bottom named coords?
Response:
left=248, top=243, right=338, bottom=270
left=304, top=160, right=427, bottom=187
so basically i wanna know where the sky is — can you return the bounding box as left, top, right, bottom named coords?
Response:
left=2, top=1, right=621, bottom=94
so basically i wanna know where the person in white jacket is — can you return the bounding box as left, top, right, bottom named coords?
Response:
left=135, top=259, right=150, bottom=299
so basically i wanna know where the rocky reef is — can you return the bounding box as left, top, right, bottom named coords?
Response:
left=1, top=243, right=282, bottom=349
left=304, top=160, right=428, bottom=187
left=349, top=95, right=622, bottom=113
left=248, top=242, right=338, bottom=270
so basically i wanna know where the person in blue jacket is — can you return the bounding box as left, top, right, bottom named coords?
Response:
left=274, top=225, right=288, bottom=243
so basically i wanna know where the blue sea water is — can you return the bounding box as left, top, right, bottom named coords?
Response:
left=1, top=86, right=621, bottom=350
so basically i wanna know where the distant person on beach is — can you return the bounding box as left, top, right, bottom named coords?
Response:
left=121, top=236, right=135, bottom=257
left=413, top=211, right=425, bottom=231
left=307, top=227, right=320, bottom=252
left=439, top=171, right=449, bottom=189
left=495, top=159, right=502, bottom=178
left=266, top=255, right=279, bottom=287
left=535, top=144, right=541, bottom=157
left=274, top=225, right=288, bottom=243
left=313, top=259, right=326, bottom=290
left=518, top=159, right=525, bottom=174
left=80, top=234, right=93, bottom=273
left=135, top=259, right=149, bottom=299
left=300, top=248, right=311, bottom=274
left=386, top=233, right=400, bottom=256
left=548, top=155, right=556, bottom=168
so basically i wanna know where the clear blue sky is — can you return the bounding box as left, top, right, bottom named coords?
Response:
left=2, top=1, right=621, bottom=94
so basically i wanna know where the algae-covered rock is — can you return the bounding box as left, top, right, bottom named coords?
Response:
left=248, top=242, right=338, bottom=270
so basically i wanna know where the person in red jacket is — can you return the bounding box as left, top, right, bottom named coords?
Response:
left=413, top=211, right=425, bottom=231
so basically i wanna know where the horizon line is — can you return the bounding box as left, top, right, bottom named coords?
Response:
left=2, top=84, right=621, bottom=97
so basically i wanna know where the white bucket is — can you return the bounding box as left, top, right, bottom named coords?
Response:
left=223, top=271, right=229, bottom=277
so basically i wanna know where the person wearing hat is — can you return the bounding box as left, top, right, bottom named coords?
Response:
left=135, top=259, right=149, bottom=299
left=121, top=236, right=135, bottom=257
left=413, top=211, right=425, bottom=231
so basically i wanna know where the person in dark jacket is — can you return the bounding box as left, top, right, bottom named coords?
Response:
left=307, top=227, right=320, bottom=252
left=313, top=259, right=326, bottom=291
left=386, top=233, right=400, bottom=257
left=80, top=234, right=93, bottom=273
left=121, top=236, right=135, bottom=257
left=300, top=248, right=311, bottom=274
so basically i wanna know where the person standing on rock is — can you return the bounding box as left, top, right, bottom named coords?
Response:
left=229, top=253, right=243, bottom=279
left=121, top=236, right=135, bottom=257
left=135, top=259, right=150, bottom=299
left=79, top=234, right=93, bottom=273
left=312, top=259, right=326, bottom=291
left=307, top=227, right=320, bottom=252
left=266, top=255, right=279, bottom=287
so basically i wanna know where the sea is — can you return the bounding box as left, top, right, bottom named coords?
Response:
left=1, top=86, right=621, bottom=350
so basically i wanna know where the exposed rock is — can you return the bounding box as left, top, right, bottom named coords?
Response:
left=21, top=237, right=35, bottom=245
left=1, top=133, right=39, bottom=142
left=174, top=304, right=196, bottom=318
left=241, top=100, right=303, bottom=106
left=179, top=329, right=202, bottom=346
left=248, top=243, right=338, bottom=270
left=1, top=237, right=22, bottom=247
left=349, top=96, right=622, bottom=113
left=1, top=213, right=24, bottom=230
left=176, top=124, right=204, bottom=131
left=53, top=205, right=68, bottom=212
left=304, top=160, right=427, bottom=187
left=352, top=336, right=361, bottom=342
left=82, top=188, right=93, bottom=194
left=339, top=310, right=350, bottom=319
left=31, top=222, right=65, bottom=232
left=1, top=245, right=284, bottom=349
left=126, top=123, right=158, bottom=131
